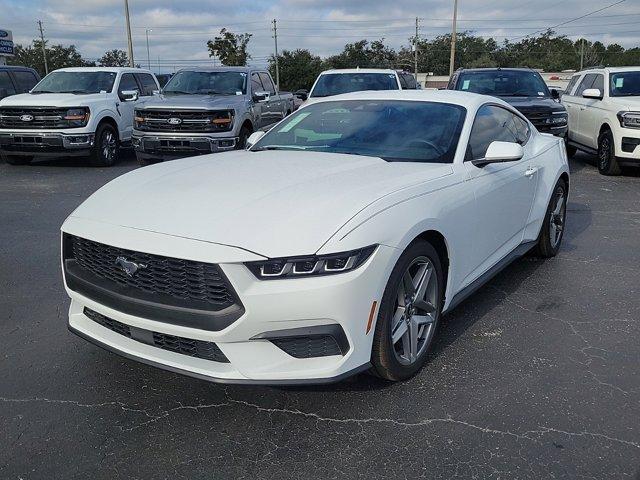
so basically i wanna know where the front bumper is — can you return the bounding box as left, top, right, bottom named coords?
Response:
left=616, top=130, right=640, bottom=163
left=61, top=219, right=396, bottom=384
left=132, top=132, right=237, bottom=161
left=0, top=131, right=94, bottom=156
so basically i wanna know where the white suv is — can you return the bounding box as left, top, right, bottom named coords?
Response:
left=562, top=67, right=640, bottom=175
left=0, top=67, right=158, bottom=166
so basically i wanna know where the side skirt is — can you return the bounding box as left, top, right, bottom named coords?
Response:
left=443, top=241, right=537, bottom=314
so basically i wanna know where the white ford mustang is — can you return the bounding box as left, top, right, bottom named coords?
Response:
left=61, top=90, right=569, bottom=384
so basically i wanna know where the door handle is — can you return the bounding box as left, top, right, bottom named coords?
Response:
left=525, top=167, right=537, bottom=178
left=580, top=106, right=586, bottom=111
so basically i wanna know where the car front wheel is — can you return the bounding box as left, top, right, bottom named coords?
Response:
left=597, top=129, right=621, bottom=176
left=534, top=178, right=567, bottom=258
left=370, top=240, right=443, bottom=381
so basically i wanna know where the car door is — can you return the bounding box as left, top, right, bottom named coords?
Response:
left=577, top=73, right=604, bottom=150
left=250, top=72, right=269, bottom=129
left=562, top=73, right=582, bottom=140
left=259, top=72, right=283, bottom=125
left=570, top=73, right=597, bottom=146
left=116, top=73, right=140, bottom=141
left=463, top=104, right=538, bottom=279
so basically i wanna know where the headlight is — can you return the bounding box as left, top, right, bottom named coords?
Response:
left=547, top=112, right=567, bottom=125
left=210, top=110, right=234, bottom=131
left=245, top=245, right=377, bottom=280
left=64, top=107, right=90, bottom=127
left=617, top=111, right=640, bottom=129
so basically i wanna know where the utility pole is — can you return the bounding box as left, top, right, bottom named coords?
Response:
left=123, top=0, right=135, bottom=67
left=580, top=38, right=585, bottom=70
left=449, top=0, right=458, bottom=77
left=414, top=17, right=419, bottom=79
left=37, top=20, right=48, bottom=75
left=272, top=19, right=280, bottom=92
left=145, top=29, right=152, bottom=70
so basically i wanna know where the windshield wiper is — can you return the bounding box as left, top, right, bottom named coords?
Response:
left=163, top=90, right=193, bottom=95
left=31, top=90, right=55, bottom=94
left=252, top=145, right=310, bottom=151
left=59, top=90, right=92, bottom=94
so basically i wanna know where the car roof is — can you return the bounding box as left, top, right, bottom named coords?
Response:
left=457, top=67, right=540, bottom=73
left=320, top=68, right=397, bottom=75
left=0, top=65, right=37, bottom=72
left=574, top=66, right=640, bottom=74
left=53, top=67, right=154, bottom=74
left=174, top=66, right=261, bottom=73
left=308, top=89, right=509, bottom=110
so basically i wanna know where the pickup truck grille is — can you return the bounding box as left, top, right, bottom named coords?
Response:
left=0, top=107, right=68, bottom=129
left=135, top=109, right=233, bottom=133
left=515, top=107, right=558, bottom=133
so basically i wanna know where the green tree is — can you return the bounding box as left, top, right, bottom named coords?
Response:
left=9, top=40, right=94, bottom=76
left=98, top=49, right=129, bottom=67
left=206, top=28, right=252, bottom=66
left=326, top=39, right=397, bottom=69
left=268, top=49, right=325, bottom=92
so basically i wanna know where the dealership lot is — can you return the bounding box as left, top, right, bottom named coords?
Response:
left=0, top=152, right=638, bottom=479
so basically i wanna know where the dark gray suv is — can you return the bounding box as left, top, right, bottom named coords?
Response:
left=0, top=66, right=40, bottom=100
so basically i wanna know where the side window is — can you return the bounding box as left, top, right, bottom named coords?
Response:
left=512, top=114, right=530, bottom=145
left=258, top=72, right=276, bottom=94
left=135, top=73, right=157, bottom=96
left=404, top=74, right=417, bottom=89
left=13, top=71, right=38, bottom=93
left=0, top=71, right=16, bottom=97
left=591, top=74, right=604, bottom=94
left=251, top=73, right=264, bottom=93
left=398, top=74, right=408, bottom=89
left=467, top=105, right=520, bottom=160
left=118, top=73, right=139, bottom=96
left=575, top=74, right=596, bottom=97
left=447, top=73, right=458, bottom=90
left=564, top=75, right=580, bottom=96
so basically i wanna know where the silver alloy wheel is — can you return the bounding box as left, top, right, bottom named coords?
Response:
left=549, top=185, right=566, bottom=249
left=390, top=256, right=438, bottom=365
left=102, top=131, right=117, bottom=161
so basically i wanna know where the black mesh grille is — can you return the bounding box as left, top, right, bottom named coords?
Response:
left=0, top=107, right=69, bottom=129
left=135, top=109, right=233, bottom=133
left=516, top=107, right=555, bottom=132
left=68, top=235, right=235, bottom=310
left=271, top=336, right=343, bottom=358
left=84, top=308, right=229, bottom=363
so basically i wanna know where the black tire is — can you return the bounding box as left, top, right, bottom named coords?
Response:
left=533, top=178, right=567, bottom=258
left=564, top=136, right=577, bottom=158
left=89, top=123, right=119, bottom=167
left=236, top=124, right=253, bottom=150
left=4, top=155, right=32, bottom=165
left=597, top=129, right=621, bottom=176
left=370, top=240, right=444, bottom=382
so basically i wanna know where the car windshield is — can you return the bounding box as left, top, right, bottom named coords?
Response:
left=251, top=100, right=466, bottom=163
left=310, top=73, right=399, bottom=98
left=457, top=70, right=550, bottom=97
left=163, top=71, right=247, bottom=95
left=31, top=71, right=117, bottom=94
left=609, top=71, right=640, bottom=97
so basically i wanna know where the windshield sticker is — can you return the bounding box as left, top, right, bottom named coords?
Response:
left=278, top=112, right=310, bottom=132
left=235, top=91, right=242, bottom=95
left=615, top=78, right=624, bottom=88
left=462, top=80, right=470, bottom=90
left=538, top=91, right=545, bottom=96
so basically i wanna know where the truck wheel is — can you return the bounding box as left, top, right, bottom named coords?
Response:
left=236, top=125, right=252, bottom=150
left=4, top=155, right=32, bottom=165
left=89, top=123, right=119, bottom=167
left=597, top=129, right=621, bottom=176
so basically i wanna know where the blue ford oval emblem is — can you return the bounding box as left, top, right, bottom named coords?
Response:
left=167, top=117, right=182, bottom=125
left=20, top=114, right=34, bottom=122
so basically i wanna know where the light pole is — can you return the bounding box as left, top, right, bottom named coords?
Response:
left=123, top=0, right=134, bottom=67
left=146, top=29, right=152, bottom=70
left=449, top=0, right=458, bottom=77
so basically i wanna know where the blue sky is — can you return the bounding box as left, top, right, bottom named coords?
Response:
left=3, top=0, right=640, bottom=72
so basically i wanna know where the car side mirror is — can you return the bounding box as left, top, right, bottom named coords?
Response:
left=246, top=131, right=266, bottom=149
left=472, top=141, right=524, bottom=168
left=120, top=89, right=139, bottom=102
left=294, top=89, right=308, bottom=101
left=253, top=91, right=270, bottom=102
left=152, top=89, right=161, bottom=95
left=550, top=88, right=561, bottom=100
left=582, top=88, right=602, bottom=100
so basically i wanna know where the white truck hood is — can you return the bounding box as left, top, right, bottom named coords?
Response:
left=66, top=150, right=452, bottom=258
left=0, top=92, right=108, bottom=107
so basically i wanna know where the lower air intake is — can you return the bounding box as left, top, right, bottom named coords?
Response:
left=271, top=335, right=343, bottom=358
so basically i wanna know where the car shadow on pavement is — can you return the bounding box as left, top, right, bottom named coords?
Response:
left=10, top=149, right=138, bottom=168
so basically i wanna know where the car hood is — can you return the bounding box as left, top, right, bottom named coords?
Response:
left=0, top=92, right=109, bottom=107
left=138, top=94, right=248, bottom=111
left=500, top=96, right=566, bottom=113
left=67, top=150, right=453, bottom=258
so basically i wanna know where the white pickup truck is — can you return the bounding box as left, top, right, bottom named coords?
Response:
left=0, top=67, right=159, bottom=166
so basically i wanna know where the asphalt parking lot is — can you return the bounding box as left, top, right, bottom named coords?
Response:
left=0, top=151, right=639, bottom=479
